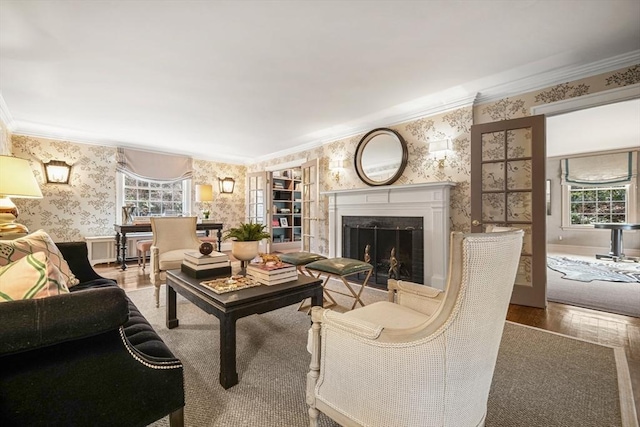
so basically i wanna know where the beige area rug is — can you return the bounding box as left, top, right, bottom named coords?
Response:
left=547, top=253, right=640, bottom=317
left=126, top=284, right=637, bottom=427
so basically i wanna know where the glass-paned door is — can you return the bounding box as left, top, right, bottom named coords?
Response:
left=301, top=159, right=319, bottom=252
left=471, top=115, right=546, bottom=308
left=246, top=171, right=267, bottom=225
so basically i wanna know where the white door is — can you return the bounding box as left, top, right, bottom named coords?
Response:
left=301, top=159, right=320, bottom=253
left=246, top=171, right=269, bottom=251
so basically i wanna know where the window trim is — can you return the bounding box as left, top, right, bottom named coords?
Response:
left=561, top=182, right=637, bottom=230
left=116, top=172, right=192, bottom=223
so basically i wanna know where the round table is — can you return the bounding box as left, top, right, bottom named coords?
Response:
left=594, top=223, right=640, bottom=262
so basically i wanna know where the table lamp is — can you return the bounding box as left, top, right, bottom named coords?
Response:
left=195, top=184, right=213, bottom=219
left=0, top=155, right=43, bottom=234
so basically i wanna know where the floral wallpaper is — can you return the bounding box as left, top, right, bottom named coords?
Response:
left=475, top=64, right=640, bottom=123
left=0, top=117, right=10, bottom=155
left=249, top=105, right=474, bottom=255
left=8, top=63, right=638, bottom=251
left=10, top=135, right=246, bottom=242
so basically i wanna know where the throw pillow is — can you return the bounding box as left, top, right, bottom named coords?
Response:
left=0, top=229, right=80, bottom=287
left=0, top=252, right=70, bottom=302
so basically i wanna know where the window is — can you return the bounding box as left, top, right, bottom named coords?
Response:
left=562, top=183, right=636, bottom=228
left=569, top=185, right=628, bottom=225
left=117, top=172, right=192, bottom=220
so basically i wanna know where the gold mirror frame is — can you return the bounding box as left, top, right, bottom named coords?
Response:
left=354, top=128, right=408, bottom=186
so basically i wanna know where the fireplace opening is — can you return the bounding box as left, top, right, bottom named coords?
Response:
left=342, top=216, right=423, bottom=290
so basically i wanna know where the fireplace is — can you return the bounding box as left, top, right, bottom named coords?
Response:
left=324, top=182, right=455, bottom=290
left=342, top=216, right=423, bottom=289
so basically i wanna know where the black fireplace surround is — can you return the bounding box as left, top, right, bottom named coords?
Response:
left=342, top=216, right=423, bottom=290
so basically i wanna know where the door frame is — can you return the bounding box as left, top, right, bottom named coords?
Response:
left=471, top=115, right=547, bottom=308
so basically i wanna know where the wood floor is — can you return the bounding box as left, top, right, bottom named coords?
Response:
left=95, top=260, right=640, bottom=418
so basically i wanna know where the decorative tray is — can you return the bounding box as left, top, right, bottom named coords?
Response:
left=200, top=275, right=261, bottom=294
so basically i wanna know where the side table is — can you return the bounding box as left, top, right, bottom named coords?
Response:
left=594, top=223, right=640, bottom=262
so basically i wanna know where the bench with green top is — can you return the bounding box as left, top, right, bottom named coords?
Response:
left=304, top=257, right=373, bottom=310
left=278, top=252, right=327, bottom=277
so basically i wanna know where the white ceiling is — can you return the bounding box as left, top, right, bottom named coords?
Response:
left=1, top=0, right=639, bottom=163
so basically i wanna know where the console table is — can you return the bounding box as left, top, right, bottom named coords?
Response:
left=594, top=223, right=640, bottom=262
left=114, top=222, right=223, bottom=270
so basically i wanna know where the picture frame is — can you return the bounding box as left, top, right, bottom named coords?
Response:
left=279, top=217, right=288, bottom=227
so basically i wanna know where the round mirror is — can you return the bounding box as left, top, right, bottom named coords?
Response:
left=354, top=128, right=408, bottom=186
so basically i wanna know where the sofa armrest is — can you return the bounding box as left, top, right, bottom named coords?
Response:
left=56, top=241, right=107, bottom=283
left=0, top=287, right=129, bottom=356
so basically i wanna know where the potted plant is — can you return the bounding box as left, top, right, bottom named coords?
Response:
left=223, top=222, right=271, bottom=271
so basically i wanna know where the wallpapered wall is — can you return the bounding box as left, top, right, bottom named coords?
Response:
left=9, top=63, right=639, bottom=249
left=10, top=135, right=247, bottom=242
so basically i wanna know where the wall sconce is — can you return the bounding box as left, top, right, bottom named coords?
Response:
left=329, top=159, right=347, bottom=183
left=218, top=177, right=235, bottom=194
left=428, top=139, right=452, bottom=169
left=44, top=160, right=72, bottom=184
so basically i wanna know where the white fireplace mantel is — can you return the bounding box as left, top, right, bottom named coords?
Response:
left=322, top=182, right=456, bottom=290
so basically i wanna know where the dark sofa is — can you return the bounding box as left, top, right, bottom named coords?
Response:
left=0, top=242, right=184, bottom=427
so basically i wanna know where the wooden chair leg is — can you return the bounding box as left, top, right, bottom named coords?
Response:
left=169, top=407, right=184, bottom=427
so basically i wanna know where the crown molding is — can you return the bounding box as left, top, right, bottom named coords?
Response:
left=476, top=50, right=640, bottom=104
left=0, top=93, right=16, bottom=131
left=10, top=121, right=248, bottom=165
left=254, top=92, right=478, bottom=163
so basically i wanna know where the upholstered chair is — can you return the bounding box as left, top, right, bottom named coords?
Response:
left=306, top=230, right=524, bottom=427
left=150, top=217, right=202, bottom=307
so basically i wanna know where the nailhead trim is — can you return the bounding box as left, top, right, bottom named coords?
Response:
left=119, top=327, right=183, bottom=370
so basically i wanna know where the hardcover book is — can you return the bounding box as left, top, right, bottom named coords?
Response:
left=181, top=264, right=232, bottom=279
left=183, top=259, right=230, bottom=271
left=184, top=250, right=229, bottom=265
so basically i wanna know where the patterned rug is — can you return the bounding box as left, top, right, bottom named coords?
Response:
left=547, top=256, right=640, bottom=283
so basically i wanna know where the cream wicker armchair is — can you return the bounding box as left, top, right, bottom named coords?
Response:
left=306, top=231, right=524, bottom=427
left=150, top=217, right=202, bottom=307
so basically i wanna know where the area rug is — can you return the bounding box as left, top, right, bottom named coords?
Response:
left=127, top=286, right=637, bottom=427
left=548, top=255, right=640, bottom=283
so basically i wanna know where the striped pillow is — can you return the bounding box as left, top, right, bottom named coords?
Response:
left=0, top=252, right=70, bottom=302
left=0, top=229, right=79, bottom=287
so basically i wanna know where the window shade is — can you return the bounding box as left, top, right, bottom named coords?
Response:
left=116, top=148, right=193, bottom=181
left=561, top=151, right=637, bottom=186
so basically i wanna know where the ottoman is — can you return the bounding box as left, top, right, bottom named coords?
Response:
left=305, top=257, right=373, bottom=310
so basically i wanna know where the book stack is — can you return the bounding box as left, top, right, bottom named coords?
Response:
left=246, top=262, right=297, bottom=286
left=181, top=250, right=231, bottom=279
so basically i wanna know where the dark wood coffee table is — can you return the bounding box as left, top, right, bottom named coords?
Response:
left=165, top=269, right=323, bottom=389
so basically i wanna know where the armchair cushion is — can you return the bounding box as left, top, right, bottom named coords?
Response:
left=342, top=301, right=427, bottom=332
left=0, top=252, right=70, bottom=302
left=0, top=229, right=79, bottom=287
left=158, top=248, right=190, bottom=270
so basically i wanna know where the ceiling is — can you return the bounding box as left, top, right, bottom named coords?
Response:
left=1, top=1, right=639, bottom=163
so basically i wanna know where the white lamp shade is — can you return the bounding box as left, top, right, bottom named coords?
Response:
left=195, top=184, right=214, bottom=202
left=0, top=156, right=43, bottom=198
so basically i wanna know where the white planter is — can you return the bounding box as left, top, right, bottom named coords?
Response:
left=231, top=241, right=260, bottom=263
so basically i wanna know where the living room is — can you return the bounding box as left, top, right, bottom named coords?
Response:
left=1, top=1, right=639, bottom=426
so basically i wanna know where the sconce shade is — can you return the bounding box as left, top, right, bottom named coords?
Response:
left=44, top=160, right=72, bottom=184
left=429, top=139, right=452, bottom=153
left=219, top=177, right=235, bottom=194
left=0, top=155, right=43, bottom=234
left=195, top=184, right=214, bottom=202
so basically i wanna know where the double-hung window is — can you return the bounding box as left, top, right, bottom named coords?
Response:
left=121, top=174, right=191, bottom=217
left=116, top=148, right=193, bottom=222
left=560, top=152, right=637, bottom=228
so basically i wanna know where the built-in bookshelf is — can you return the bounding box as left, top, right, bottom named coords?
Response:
left=270, top=168, right=302, bottom=250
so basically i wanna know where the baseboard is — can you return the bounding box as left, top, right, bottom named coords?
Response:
left=547, top=244, right=640, bottom=258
